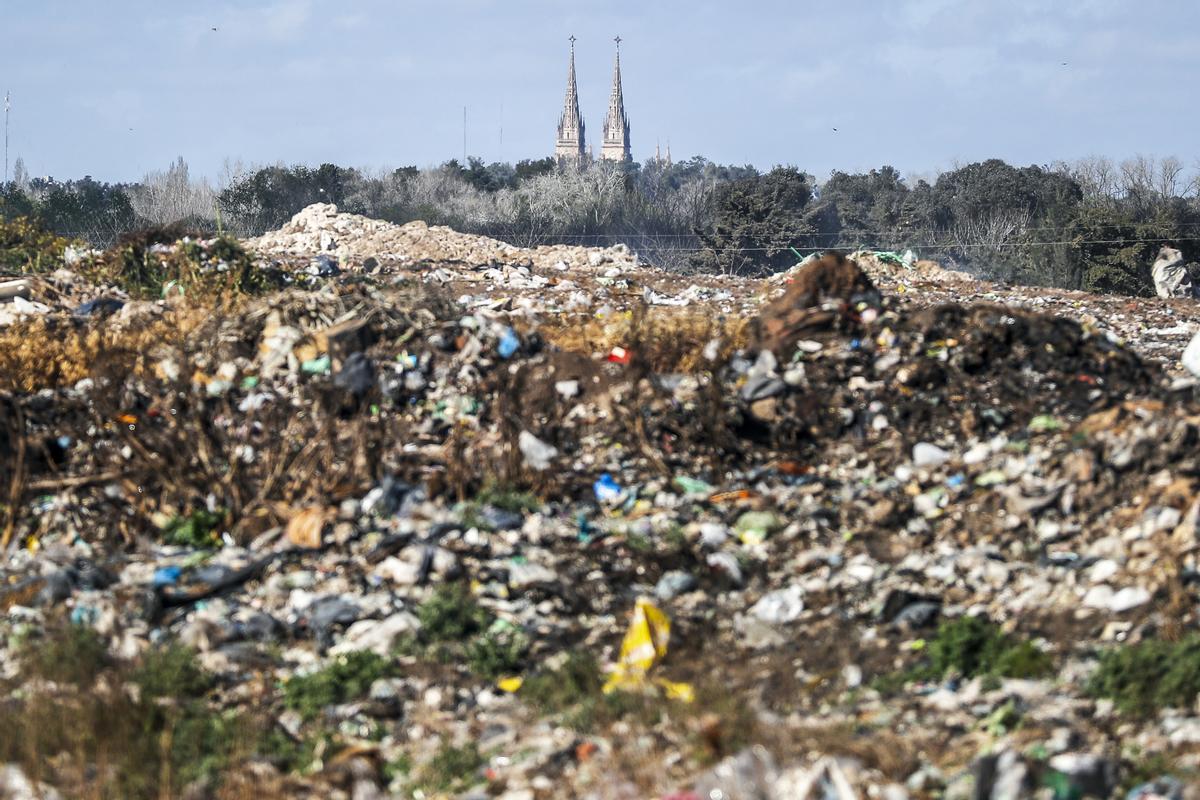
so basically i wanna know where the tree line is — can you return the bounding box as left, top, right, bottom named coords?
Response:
left=2, top=153, right=1198, bottom=295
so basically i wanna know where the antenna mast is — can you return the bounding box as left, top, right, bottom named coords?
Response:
left=4, top=91, right=9, bottom=186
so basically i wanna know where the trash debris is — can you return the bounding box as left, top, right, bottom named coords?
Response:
left=1152, top=246, right=1196, bottom=299
left=733, top=511, right=780, bottom=545
left=497, top=326, right=520, bottom=358
left=5, top=205, right=1200, bottom=798
left=517, top=430, right=558, bottom=470
left=593, top=473, right=625, bottom=505
left=749, top=585, right=806, bottom=624
left=286, top=507, right=330, bottom=549
left=603, top=598, right=692, bottom=702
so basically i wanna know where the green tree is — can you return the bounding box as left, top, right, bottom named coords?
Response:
left=692, top=167, right=831, bottom=275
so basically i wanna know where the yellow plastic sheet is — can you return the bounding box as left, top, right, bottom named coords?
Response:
left=496, top=676, right=523, bottom=693
left=603, top=597, right=693, bottom=702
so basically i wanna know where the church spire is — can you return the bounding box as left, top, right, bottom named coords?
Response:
left=554, top=35, right=586, bottom=168
left=600, top=36, right=631, bottom=162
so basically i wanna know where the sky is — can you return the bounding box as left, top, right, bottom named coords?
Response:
left=1, top=0, right=1197, bottom=184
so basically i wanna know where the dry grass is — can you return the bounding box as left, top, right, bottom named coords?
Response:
left=0, top=306, right=210, bottom=393
left=536, top=305, right=749, bottom=374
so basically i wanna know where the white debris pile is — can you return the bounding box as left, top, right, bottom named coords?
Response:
left=247, top=202, right=640, bottom=272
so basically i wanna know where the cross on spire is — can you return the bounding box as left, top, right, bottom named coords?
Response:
left=569, top=34, right=576, bottom=48
left=614, top=35, right=621, bottom=51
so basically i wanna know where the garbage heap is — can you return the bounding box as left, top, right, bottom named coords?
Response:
left=2, top=223, right=1200, bottom=800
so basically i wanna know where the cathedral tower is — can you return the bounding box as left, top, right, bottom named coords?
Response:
left=600, top=37, right=631, bottom=162
left=554, top=36, right=586, bottom=168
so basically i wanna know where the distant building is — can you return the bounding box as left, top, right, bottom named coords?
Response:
left=599, top=37, right=630, bottom=163
left=554, top=36, right=586, bottom=168
left=554, top=36, right=632, bottom=166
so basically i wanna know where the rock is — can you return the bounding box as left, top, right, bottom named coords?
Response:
left=741, top=375, right=786, bottom=403
left=1084, top=584, right=1152, bottom=613
left=375, top=547, right=457, bottom=585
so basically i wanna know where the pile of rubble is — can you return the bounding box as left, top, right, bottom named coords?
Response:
left=247, top=203, right=640, bottom=273
left=5, top=212, right=1200, bottom=799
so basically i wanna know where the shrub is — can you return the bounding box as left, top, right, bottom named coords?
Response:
left=1088, top=636, right=1200, bottom=715
left=924, top=615, right=1053, bottom=680
left=80, top=226, right=278, bottom=302
left=873, top=616, right=1053, bottom=694
left=162, top=509, right=224, bottom=549
left=417, top=584, right=491, bottom=642
left=0, top=216, right=70, bottom=273
left=283, top=651, right=396, bottom=721
left=465, top=621, right=529, bottom=679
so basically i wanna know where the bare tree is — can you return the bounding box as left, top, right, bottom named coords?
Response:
left=128, top=157, right=217, bottom=226
left=1059, top=156, right=1120, bottom=204
left=951, top=208, right=1031, bottom=251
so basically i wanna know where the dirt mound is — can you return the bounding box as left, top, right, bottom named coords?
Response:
left=752, top=251, right=880, bottom=355
left=849, top=250, right=975, bottom=284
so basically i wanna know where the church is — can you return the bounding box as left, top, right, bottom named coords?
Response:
left=554, top=37, right=630, bottom=167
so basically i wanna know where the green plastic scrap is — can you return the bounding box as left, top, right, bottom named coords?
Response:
left=1027, top=415, right=1063, bottom=433
left=734, top=511, right=781, bottom=545
left=872, top=251, right=906, bottom=266
left=302, top=355, right=332, bottom=375
left=1041, top=770, right=1082, bottom=800
left=672, top=476, right=713, bottom=496
left=974, top=469, right=1008, bottom=488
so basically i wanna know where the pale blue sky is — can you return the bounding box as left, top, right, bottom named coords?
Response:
left=2, top=0, right=1196, bottom=183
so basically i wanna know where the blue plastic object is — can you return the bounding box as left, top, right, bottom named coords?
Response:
left=497, top=327, right=520, bottom=359
left=153, top=566, right=182, bottom=586
left=593, top=473, right=623, bottom=503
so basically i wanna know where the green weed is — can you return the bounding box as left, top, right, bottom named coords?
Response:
left=162, top=508, right=224, bottom=549
left=19, top=624, right=109, bottom=686
left=873, top=616, right=1052, bottom=694
left=414, top=741, right=484, bottom=794
left=1088, top=636, right=1200, bottom=715
left=0, top=217, right=69, bottom=273
left=417, top=583, right=491, bottom=642
left=283, top=651, right=396, bottom=721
